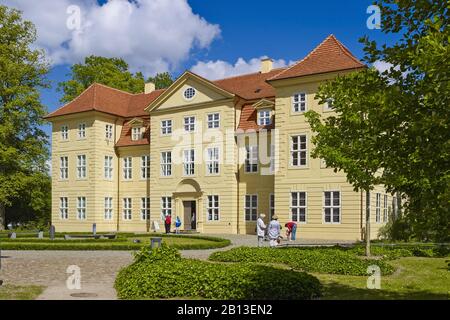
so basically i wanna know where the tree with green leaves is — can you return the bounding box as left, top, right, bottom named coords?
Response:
left=305, top=1, right=449, bottom=247
left=58, top=56, right=173, bottom=103
left=0, top=5, right=50, bottom=230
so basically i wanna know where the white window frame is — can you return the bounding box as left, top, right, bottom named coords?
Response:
left=184, top=116, right=196, bottom=132
left=290, top=135, right=307, bottom=167
left=206, top=147, right=220, bottom=175
left=123, top=157, right=132, bottom=180
left=292, top=92, right=307, bottom=112
left=244, top=194, right=258, bottom=221
left=323, top=191, right=341, bottom=224
left=375, top=193, right=381, bottom=223
left=245, top=146, right=258, bottom=173
left=141, top=155, right=150, bottom=179
left=258, top=109, right=272, bottom=126
left=291, top=191, right=307, bottom=223
left=324, top=98, right=334, bottom=111
left=77, top=197, right=86, bottom=220
left=104, top=156, right=113, bottom=180
left=105, top=124, right=113, bottom=140
left=161, top=151, right=172, bottom=177
left=161, top=196, right=172, bottom=217
left=207, top=195, right=220, bottom=221
left=78, top=123, right=86, bottom=139
left=59, top=197, right=68, bottom=220
left=161, top=119, right=172, bottom=135
left=207, top=113, right=220, bottom=129
left=122, top=198, right=132, bottom=220
left=61, top=125, right=69, bottom=140
left=76, top=155, right=87, bottom=179
left=132, top=127, right=142, bottom=141
left=60, top=156, right=68, bottom=180
left=104, top=197, right=113, bottom=220
left=183, top=87, right=196, bottom=100
left=141, top=197, right=150, bottom=221
left=183, top=149, right=195, bottom=176
left=383, top=194, right=388, bottom=223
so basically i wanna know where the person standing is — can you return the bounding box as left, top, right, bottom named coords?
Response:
left=285, top=221, right=298, bottom=241
left=256, top=213, right=267, bottom=247
left=175, top=216, right=182, bottom=234
left=164, top=214, right=172, bottom=234
left=268, top=215, right=281, bottom=247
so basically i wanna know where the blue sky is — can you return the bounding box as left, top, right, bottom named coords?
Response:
left=4, top=0, right=395, bottom=139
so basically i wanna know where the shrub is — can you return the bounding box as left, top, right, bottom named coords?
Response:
left=115, top=245, right=322, bottom=300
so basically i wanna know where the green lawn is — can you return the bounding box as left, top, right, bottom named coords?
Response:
left=0, top=285, right=44, bottom=300
left=316, top=257, right=449, bottom=299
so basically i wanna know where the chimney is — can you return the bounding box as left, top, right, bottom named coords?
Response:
left=260, top=58, right=273, bottom=73
left=144, top=82, right=155, bottom=94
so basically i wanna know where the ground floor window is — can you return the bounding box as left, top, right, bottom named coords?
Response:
left=270, top=194, right=275, bottom=219
left=291, top=192, right=306, bottom=223
left=245, top=194, right=258, bottom=221
left=77, top=197, right=86, bottom=220
left=123, top=198, right=132, bottom=220
left=383, top=194, right=388, bottom=223
left=60, top=197, right=68, bottom=220
left=161, top=196, right=172, bottom=217
left=104, top=197, right=113, bottom=220
left=141, top=198, right=150, bottom=220
left=207, top=195, right=219, bottom=221
left=376, top=193, right=381, bottom=223
left=324, top=191, right=340, bottom=223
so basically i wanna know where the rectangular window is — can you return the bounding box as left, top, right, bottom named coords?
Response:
left=123, top=198, right=132, bottom=220
left=59, top=197, right=68, bottom=220
left=206, top=147, right=219, bottom=175
left=161, top=120, right=172, bottom=135
left=270, top=194, right=275, bottom=218
left=383, top=194, right=388, bottom=223
left=207, top=113, right=220, bottom=129
left=292, top=93, right=307, bottom=112
left=141, top=155, right=150, bottom=179
left=132, top=127, right=142, bottom=141
left=184, top=116, right=196, bottom=132
left=258, top=109, right=271, bottom=126
left=123, top=157, right=132, bottom=180
left=207, top=195, right=219, bottom=221
left=60, top=156, right=68, bottom=179
left=77, top=197, right=86, bottom=220
left=77, top=155, right=86, bottom=179
left=104, top=197, right=113, bottom=220
left=324, top=98, right=334, bottom=110
left=141, top=197, right=150, bottom=221
left=270, top=144, right=275, bottom=173
left=291, top=192, right=307, bottom=223
left=161, top=197, right=172, bottom=217
left=161, top=152, right=172, bottom=176
left=245, top=195, right=258, bottom=221
left=183, top=149, right=195, bottom=176
left=245, top=146, right=258, bottom=173
left=78, top=123, right=86, bottom=138
left=393, top=196, right=398, bottom=218
left=104, top=156, right=113, bottom=180
left=376, top=193, right=381, bottom=223
left=105, top=124, right=113, bottom=140
left=291, top=135, right=307, bottom=167
left=324, top=191, right=340, bottom=223
left=61, top=125, right=69, bottom=140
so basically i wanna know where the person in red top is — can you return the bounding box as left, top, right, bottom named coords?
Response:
left=285, top=221, right=297, bottom=241
left=164, top=214, right=172, bottom=234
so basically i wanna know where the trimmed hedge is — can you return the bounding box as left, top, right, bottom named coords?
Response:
left=349, top=245, right=450, bottom=259
left=115, top=246, right=322, bottom=300
left=209, top=246, right=396, bottom=276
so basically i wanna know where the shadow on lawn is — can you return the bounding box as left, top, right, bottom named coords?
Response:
left=322, top=281, right=449, bottom=300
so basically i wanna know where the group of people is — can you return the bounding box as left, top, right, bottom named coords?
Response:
left=257, top=214, right=297, bottom=247
left=163, top=214, right=182, bottom=234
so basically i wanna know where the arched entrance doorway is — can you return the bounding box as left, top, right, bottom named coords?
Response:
left=173, top=179, right=203, bottom=232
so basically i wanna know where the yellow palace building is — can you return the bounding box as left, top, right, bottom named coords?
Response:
left=45, top=35, right=395, bottom=240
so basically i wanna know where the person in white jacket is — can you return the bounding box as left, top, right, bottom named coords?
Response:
left=268, top=215, right=281, bottom=247
left=256, top=213, right=267, bottom=247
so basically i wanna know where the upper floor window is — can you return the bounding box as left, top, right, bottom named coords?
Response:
left=324, top=191, right=340, bottom=224
left=104, top=156, right=113, bottom=180
left=141, top=155, right=150, bottom=179
left=183, top=149, right=195, bottom=176
left=258, top=109, right=271, bottom=126
left=161, top=120, right=172, bottom=135
left=183, top=87, right=196, bottom=100
left=61, top=125, right=69, bottom=140
left=60, top=156, right=68, bottom=180
left=324, top=98, right=334, bottom=110
left=245, top=146, right=258, bottom=173
left=161, top=151, right=172, bottom=177
left=105, top=124, right=113, bottom=140
left=184, top=116, right=196, bottom=132
left=132, top=127, right=143, bottom=141
left=206, top=147, right=219, bottom=175
left=207, top=195, right=220, bottom=221
left=123, top=157, right=132, bottom=180
left=78, top=123, right=86, bottom=139
left=292, top=93, right=307, bottom=112
left=290, top=135, right=307, bottom=167
left=207, top=113, right=220, bottom=129
left=77, top=196, right=86, bottom=220
left=77, top=155, right=86, bottom=179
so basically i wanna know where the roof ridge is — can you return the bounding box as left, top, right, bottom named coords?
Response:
left=94, top=82, right=137, bottom=96
left=131, top=88, right=166, bottom=96
left=212, top=67, right=286, bottom=82
left=45, top=82, right=97, bottom=117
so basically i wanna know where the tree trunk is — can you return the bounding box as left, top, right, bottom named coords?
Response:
left=0, top=203, right=5, bottom=231
left=365, top=190, right=371, bottom=257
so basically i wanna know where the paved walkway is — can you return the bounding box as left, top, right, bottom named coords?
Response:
left=0, top=235, right=355, bottom=300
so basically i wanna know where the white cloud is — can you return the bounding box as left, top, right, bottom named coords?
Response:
left=191, top=57, right=294, bottom=80
left=373, top=60, right=399, bottom=73
left=3, top=0, right=221, bottom=75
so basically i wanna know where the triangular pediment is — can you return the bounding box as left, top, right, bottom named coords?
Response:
left=252, top=99, right=275, bottom=110
left=127, top=117, right=144, bottom=127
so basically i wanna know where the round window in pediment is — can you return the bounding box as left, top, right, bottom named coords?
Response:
left=183, top=87, right=196, bottom=100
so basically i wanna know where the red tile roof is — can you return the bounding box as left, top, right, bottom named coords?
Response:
left=115, top=118, right=150, bottom=147
left=268, top=34, right=365, bottom=81
left=237, top=103, right=275, bottom=131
